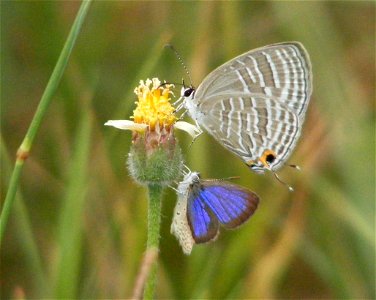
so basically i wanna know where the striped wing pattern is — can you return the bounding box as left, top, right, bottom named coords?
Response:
left=202, top=96, right=299, bottom=170
left=193, top=42, right=312, bottom=171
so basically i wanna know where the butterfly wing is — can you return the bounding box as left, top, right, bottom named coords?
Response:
left=192, top=181, right=259, bottom=229
left=195, top=42, right=312, bottom=120
left=200, top=95, right=300, bottom=171
left=186, top=186, right=220, bottom=243
left=171, top=190, right=195, bottom=255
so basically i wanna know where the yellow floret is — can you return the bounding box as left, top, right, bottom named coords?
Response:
left=132, top=78, right=176, bottom=130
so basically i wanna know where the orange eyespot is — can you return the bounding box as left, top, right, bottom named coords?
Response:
left=259, top=149, right=277, bottom=167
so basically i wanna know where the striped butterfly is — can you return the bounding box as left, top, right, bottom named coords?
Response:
left=171, top=171, right=259, bottom=255
left=176, top=42, right=312, bottom=180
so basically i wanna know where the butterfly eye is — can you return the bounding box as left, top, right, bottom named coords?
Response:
left=184, top=88, right=194, bottom=97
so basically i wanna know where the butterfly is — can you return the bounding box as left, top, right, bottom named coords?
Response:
left=171, top=171, right=259, bottom=255
left=176, top=42, right=312, bottom=176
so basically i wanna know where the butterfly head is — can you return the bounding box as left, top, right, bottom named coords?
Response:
left=181, top=86, right=196, bottom=101
left=177, top=171, right=201, bottom=195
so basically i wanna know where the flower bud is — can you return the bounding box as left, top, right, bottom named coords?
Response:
left=128, top=124, right=183, bottom=186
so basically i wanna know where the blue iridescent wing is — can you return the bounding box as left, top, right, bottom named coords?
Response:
left=196, top=181, right=259, bottom=228
left=187, top=181, right=259, bottom=243
left=187, top=188, right=220, bottom=243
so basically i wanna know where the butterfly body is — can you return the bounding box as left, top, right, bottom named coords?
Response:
left=181, top=42, right=312, bottom=173
left=171, top=172, right=259, bottom=255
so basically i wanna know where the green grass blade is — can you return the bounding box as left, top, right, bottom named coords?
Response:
left=0, top=136, right=50, bottom=297
left=0, top=0, right=92, bottom=243
left=54, top=110, right=92, bottom=299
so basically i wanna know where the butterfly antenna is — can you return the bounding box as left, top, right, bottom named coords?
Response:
left=204, top=175, right=240, bottom=183
left=272, top=171, right=294, bottom=192
left=220, top=176, right=241, bottom=181
left=165, top=44, right=193, bottom=87
left=159, top=81, right=185, bottom=89
left=227, top=176, right=241, bottom=181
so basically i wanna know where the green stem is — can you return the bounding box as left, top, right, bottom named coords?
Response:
left=0, top=161, right=23, bottom=243
left=0, top=0, right=92, bottom=244
left=1, top=136, right=49, bottom=296
left=143, top=184, right=163, bottom=300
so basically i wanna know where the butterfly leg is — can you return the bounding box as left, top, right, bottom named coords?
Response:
left=178, top=109, right=189, bottom=119
left=169, top=98, right=187, bottom=120
left=189, top=132, right=202, bottom=148
left=173, top=97, right=186, bottom=113
left=188, top=122, right=203, bottom=147
left=182, top=164, right=192, bottom=176
left=173, top=95, right=184, bottom=105
left=168, top=184, right=179, bottom=193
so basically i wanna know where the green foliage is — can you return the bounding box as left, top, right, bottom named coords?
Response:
left=1, top=1, right=375, bottom=299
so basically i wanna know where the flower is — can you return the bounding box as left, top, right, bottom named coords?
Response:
left=105, top=78, right=198, bottom=186
left=105, top=78, right=199, bottom=138
left=133, top=78, right=176, bottom=130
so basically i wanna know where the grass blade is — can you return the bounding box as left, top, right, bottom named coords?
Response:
left=0, top=0, right=92, bottom=243
left=54, top=110, right=92, bottom=299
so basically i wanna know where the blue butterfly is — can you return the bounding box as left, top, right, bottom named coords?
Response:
left=171, top=171, right=260, bottom=255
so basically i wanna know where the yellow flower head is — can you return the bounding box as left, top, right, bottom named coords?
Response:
left=132, top=78, right=176, bottom=130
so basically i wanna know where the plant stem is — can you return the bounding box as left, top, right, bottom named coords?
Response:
left=0, top=0, right=92, bottom=244
left=143, top=184, right=163, bottom=300
left=0, top=161, right=23, bottom=243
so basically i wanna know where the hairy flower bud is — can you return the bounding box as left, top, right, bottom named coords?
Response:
left=128, top=124, right=183, bottom=186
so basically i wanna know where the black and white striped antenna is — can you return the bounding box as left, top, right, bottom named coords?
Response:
left=165, top=44, right=193, bottom=87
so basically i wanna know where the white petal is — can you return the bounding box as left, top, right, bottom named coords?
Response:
left=174, top=121, right=201, bottom=137
left=104, top=120, right=147, bottom=132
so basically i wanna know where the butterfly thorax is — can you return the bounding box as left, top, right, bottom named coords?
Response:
left=177, top=171, right=200, bottom=196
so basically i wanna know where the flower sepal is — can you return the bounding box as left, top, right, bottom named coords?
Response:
left=128, top=125, right=183, bottom=186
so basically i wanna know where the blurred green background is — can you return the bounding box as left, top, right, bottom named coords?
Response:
left=1, top=1, right=375, bottom=299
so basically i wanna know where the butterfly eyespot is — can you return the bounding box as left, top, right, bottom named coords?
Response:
left=184, top=88, right=194, bottom=97
left=266, top=153, right=276, bottom=164
left=259, top=149, right=277, bottom=167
